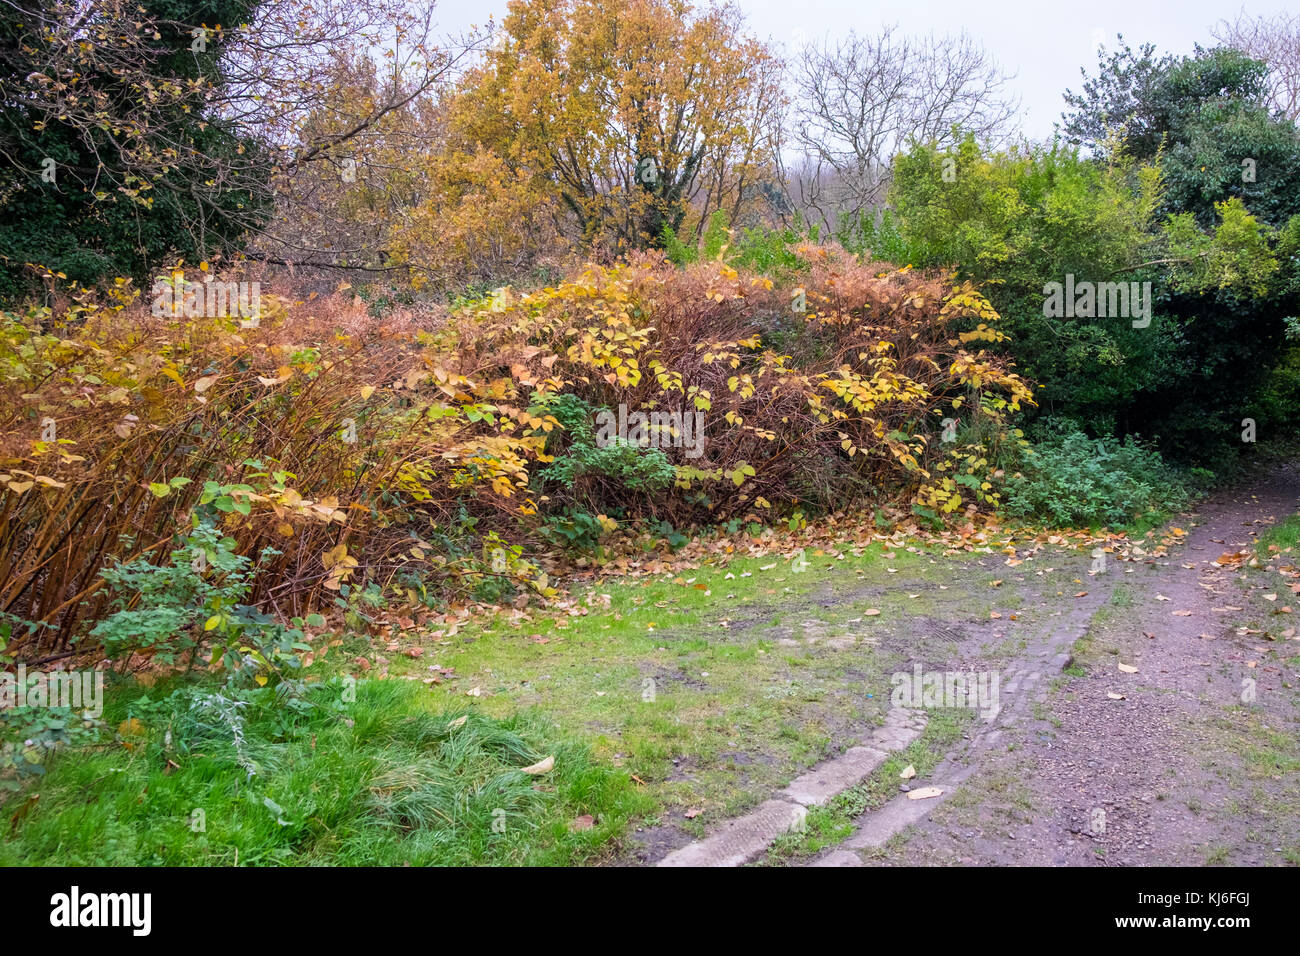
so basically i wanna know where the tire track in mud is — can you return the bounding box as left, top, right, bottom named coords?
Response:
left=810, top=464, right=1300, bottom=867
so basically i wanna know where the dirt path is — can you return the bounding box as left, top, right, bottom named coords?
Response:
left=809, top=464, right=1300, bottom=867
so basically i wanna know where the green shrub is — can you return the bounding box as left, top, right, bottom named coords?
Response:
left=539, top=509, right=608, bottom=553
left=91, top=521, right=313, bottom=683
left=530, top=392, right=676, bottom=497
left=1, top=706, right=104, bottom=789
left=1004, top=424, right=1191, bottom=527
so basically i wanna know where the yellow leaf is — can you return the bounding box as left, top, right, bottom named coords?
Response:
left=520, top=755, right=554, bottom=774
left=906, top=787, right=943, bottom=800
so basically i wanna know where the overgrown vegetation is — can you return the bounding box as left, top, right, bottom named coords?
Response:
left=4, top=0, right=1300, bottom=867
left=0, top=249, right=1032, bottom=661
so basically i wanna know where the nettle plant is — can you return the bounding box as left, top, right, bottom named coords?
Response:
left=91, top=519, right=315, bottom=685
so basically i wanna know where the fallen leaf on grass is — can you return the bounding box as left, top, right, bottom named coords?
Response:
left=570, top=815, right=595, bottom=831
left=8, top=794, right=38, bottom=833
left=521, top=755, right=554, bottom=775
left=900, top=764, right=917, bottom=780
left=684, top=807, right=702, bottom=819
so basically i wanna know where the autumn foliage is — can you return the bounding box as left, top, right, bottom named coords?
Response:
left=0, top=249, right=1031, bottom=660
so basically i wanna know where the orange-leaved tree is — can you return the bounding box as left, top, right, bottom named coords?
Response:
left=447, top=0, right=785, bottom=253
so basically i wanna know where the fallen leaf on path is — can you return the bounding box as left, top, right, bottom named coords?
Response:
left=1107, top=692, right=1126, bottom=700
left=906, top=787, right=944, bottom=800
left=1118, top=663, right=1138, bottom=674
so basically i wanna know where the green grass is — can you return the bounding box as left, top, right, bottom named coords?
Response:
left=1, top=533, right=1088, bottom=865
left=388, top=541, right=1015, bottom=823
left=0, top=677, right=650, bottom=865
left=761, top=709, right=972, bottom=862
left=1254, top=512, right=1300, bottom=559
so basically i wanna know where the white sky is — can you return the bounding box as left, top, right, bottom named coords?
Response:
left=429, top=0, right=1297, bottom=140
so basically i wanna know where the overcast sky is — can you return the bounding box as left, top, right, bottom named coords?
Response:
left=429, top=0, right=1295, bottom=140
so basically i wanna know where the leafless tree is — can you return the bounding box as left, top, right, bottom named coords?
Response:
left=0, top=0, right=484, bottom=272
left=786, top=25, right=1019, bottom=232
left=1212, top=9, right=1300, bottom=122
